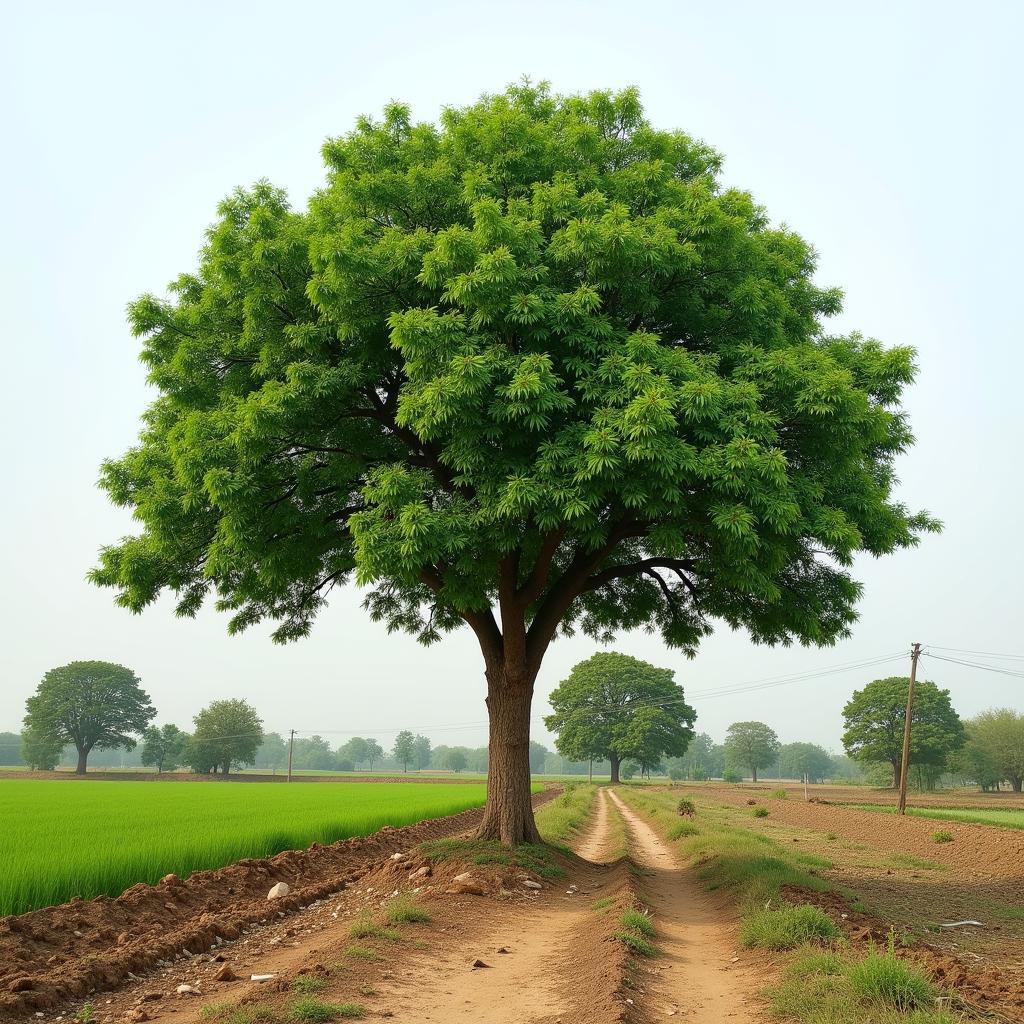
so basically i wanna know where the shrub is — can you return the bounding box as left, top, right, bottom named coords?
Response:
left=753, top=806, right=770, bottom=818
left=614, top=929, right=657, bottom=956
left=723, top=769, right=743, bottom=784
left=348, top=916, right=400, bottom=941
left=292, top=977, right=327, bottom=995
left=741, top=903, right=839, bottom=950
left=770, top=789, right=788, bottom=800
left=847, top=941, right=934, bottom=1010
left=932, top=830, right=953, bottom=843
left=677, top=798, right=696, bottom=817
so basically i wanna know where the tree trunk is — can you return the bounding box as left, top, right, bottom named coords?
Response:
left=891, top=759, right=901, bottom=789
left=75, top=747, right=89, bottom=775
left=1012, top=777, right=1022, bottom=793
left=752, top=766, right=758, bottom=783
left=474, top=664, right=540, bottom=845
left=609, top=753, right=621, bottom=784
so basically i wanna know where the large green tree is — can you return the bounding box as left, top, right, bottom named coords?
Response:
left=91, top=83, right=936, bottom=843
left=724, top=720, right=780, bottom=782
left=545, top=651, right=695, bottom=783
left=188, top=698, right=263, bottom=775
left=842, top=677, right=964, bottom=787
left=23, top=661, right=155, bottom=775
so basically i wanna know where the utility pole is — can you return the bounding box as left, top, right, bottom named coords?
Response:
left=287, top=729, right=295, bottom=784
left=897, top=643, right=922, bottom=815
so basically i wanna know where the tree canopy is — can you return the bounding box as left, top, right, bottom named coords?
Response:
left=188, top=698, right=263, bottom=775
left=777, top=741, right=832, bottom=783
left=393, top=730, right=416, bottom=771
left=545, top=651, right=695, bottom=783
left=965, top=709, right=1024, bottom=792
left=841, top=676, right=964, bottom=787
left=724, top=720, right=780, bottom=782
left=91, top=82, right=937, bottom=843
left=23, top=661, right=155, bottom=775
left=141, top=724, right=188, bottom=773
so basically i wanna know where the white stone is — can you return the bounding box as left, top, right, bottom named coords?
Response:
left=267, top=883, right=291, bottom=900
left=522, top=880, right=542, bottom=890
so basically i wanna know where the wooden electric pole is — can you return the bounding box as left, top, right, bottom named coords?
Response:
left=897, top=643, right=922, bottom=816
left=287, top=729, right=295, bottom=783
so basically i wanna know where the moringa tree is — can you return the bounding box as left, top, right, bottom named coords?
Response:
left=92, top=83, right=937, bottom=844
left=545, top=651, right=696, bottom=783
left=23, top=661, right=155, bottom=775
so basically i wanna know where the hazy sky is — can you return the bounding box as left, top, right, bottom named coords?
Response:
left=3, top=1, right=1021, bottom=756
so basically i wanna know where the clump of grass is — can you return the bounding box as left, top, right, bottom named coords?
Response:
left=824, top=832, right=838, bottom=841
left=292, top=976, right=328, bottom=994
left=343, top=944, right=379, bottom=960
left=357, top=986, right=377, bottom=997
left=753, top=806, right=770, bottom=818
left=591, top=896, right=614, bottom=911
left=348, top=916, right=401, bottom=941
left=770, top=789, right=788, bottom=800
left=741, top=903, right=839, bottom=950
left=932, top=830, right=953, bottom=843
left=677, top=797, right=696, bottom=816
left=533, top=782, right=599, bottom=844
left=289, top=999, right=365, bottom=1022
left=667, top=821, right=699, bottom=840
left=420, top=838, right=565, bottom=879
left=621, top=908, right=655, bottom=937
left=615, top=907, right=657, bottom=955
left=847, top=937, right=935, bottom=1010
left=385, top=894, right=430, bottom=924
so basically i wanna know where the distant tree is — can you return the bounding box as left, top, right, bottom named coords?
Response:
left=828, top=752, right=864, bottom=783
left=189, top=699, right=262, bottom=775
left=546, top=652, right=695, bottom=783
left=0, top=730, right=27, bottom=766
left=340, top=737, right=369, bottom=768
left=364, top=739, right=383, bottom=772
left=91, top=84, right=938, bottom=845
left=445, top=747, right=468, bottom=772
left=842, top=677, right=964, bottom=788
left=255, top=732, right=289, bottom=773
left=529, top=740, right=549, bottom=774
left=724, top=721, right=780, bottom=783
left=23, top=661, right=156, bottom=775
left=778, top=742, right=833, bottom=783
left=468, top=746, right=489, bottom=774
left=393, top=730, right=416, bottom=772
left=21, top=725, right=64, bottom=770
left=412, top=734, right=432, bottom=771
left=141, top=724, right=188, bottom=773
left=293, top=735, right=336, bottom=772
left=967, top=709, right=1024, bottom=792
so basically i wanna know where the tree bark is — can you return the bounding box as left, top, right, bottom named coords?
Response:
left=752, top=766, right=758, bottom=783
left=1012, top=777, right=1022, bottom=793
left=609, top=753, right=621, bottom=784
left=890, top=759, right=901, bottom=789
left=474, top=663, right=541, bottom=845
left=75, top=747, right=89, bottom=775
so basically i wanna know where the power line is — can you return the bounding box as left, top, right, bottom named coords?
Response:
left=923, top=652, right=1024, bottom=679
left=924, top=645, right=1024, bottom=662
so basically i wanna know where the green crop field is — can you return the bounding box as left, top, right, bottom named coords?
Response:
left=852, top=803, right=1024, bottom=830
left=0, top=778, right=510, bottom=916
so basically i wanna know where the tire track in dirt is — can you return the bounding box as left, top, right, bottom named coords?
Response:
left=608, top=790, right=767, bottom=1022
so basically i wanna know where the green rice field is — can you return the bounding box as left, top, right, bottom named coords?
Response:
left=0, top=778, right=508, bottom=916
left=852, top=803, right=1024, bottom=830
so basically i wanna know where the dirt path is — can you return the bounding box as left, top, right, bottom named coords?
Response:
left=372, top=788, right=624, bottom=1024
left=607, top=790, right=767, bottom=1022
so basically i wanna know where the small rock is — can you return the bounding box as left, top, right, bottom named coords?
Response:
left=161, top=874, right=181, bottom=887
left=523, top=880, right=542, bottom=890
left=448, top=881, right=487, bottom=896
left=453, top=871, right=474, bottom=883
left=390, top=852, right=406, bottom=861
left=213, top=964, right=236, bottom=982
left=250, top=975, right=276, bottom=983
left=497, top=947, right=511, bottom=954
left=128, top=1008, right=151, bottom=1022
left=176, top=984, right=198, bottom=996
left=267, top=882, right=291, bottom=901
left=410, top=866, right=431, bottom=880
left=116, top=931, right=130, bottom=946
left=470, top=959, right=491, bottom=969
